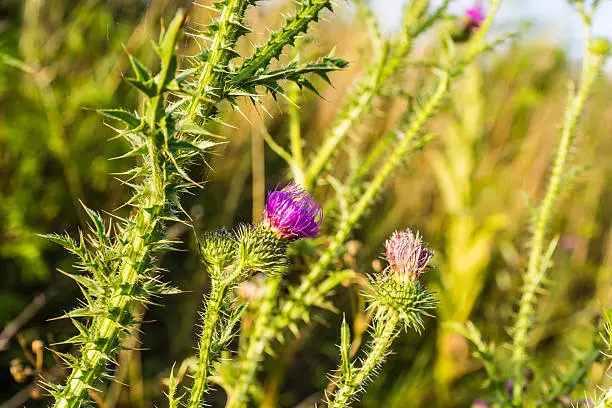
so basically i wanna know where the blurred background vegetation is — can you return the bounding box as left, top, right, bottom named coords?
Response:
left=1, top=0, right=611, bottom=407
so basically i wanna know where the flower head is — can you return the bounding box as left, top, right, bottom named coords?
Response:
left=263, top=183, right=322, bottom=240
left=465, top=4, right=485, bottom=29
left=384, top=229, right=433, bottom=282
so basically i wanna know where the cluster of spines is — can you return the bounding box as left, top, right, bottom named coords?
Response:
left=365, top=279, right=437, bottom=333
left=182, top=0, right=345, bottom=120
left=228, top=0, right=337, bottom=98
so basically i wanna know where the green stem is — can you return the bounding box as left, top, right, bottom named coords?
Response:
left=328, top=312, right=399, bottom=408
left=303, top=43, right=391, bottom=190
left=226, top=275, right=282, bottom=408
left=511, top=37, right=605, bottom=403
left=231, top=0, right=331, bottom=84
left=53, top=149, right=165, bottom=408
left=184, top=0, right=251, bottom=122
left=295, top=72, right=448, bottom=308
left=187, top=282, right=230, bottom=408
left=288, top=84, right=305, bottom=185
left=302, top=0, right=445, bottom=191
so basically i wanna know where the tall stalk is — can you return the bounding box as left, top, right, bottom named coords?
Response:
left=510, top=11, right=608, bottom=402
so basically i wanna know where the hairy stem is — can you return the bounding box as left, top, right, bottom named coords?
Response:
left=188, top=281, right=231, bottom=408
left=303, top=0, right=448, bottom=191
left=226, top=275, right=282, bottom=408
left=303, top=43, right=390, bottom=190
left=328, top=312, right=399, bottom=408
left=185, top=0, right=251, bottom=122
left=511, top=35, right=605, bottom=402
left=53, top=144, right=166, bottom=408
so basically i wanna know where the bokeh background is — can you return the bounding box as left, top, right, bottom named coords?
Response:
left=1, top=0, right=612, bottom=407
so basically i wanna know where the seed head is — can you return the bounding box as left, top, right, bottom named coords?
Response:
left=263, top=183, right=322, bottom=240
left=384, top=229, right=433, bottom=283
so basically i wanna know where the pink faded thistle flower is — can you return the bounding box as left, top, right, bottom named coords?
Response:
left=263, top=183, right=322, bottom=240
left=384, top=229, right=433, bottom=282
left=465, top=4, right=485, bottom=28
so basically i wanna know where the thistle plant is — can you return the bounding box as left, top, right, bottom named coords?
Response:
left=42, top=0, right=345, bottom=406
left=327, top=229, right=437, bottom=407
left=509, top=3, right=609, bottom=402
left=189, top=183, right=321, bottom=407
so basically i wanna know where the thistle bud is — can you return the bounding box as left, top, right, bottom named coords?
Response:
left=384, top=229, right=433, bottom=283
left=236, top=224, right=288, bottom=276
left=367, top=228, right=437, bottom=330
left=198, top=228, right=237, bottom=281
left=199, top=229, right=236, bottom=267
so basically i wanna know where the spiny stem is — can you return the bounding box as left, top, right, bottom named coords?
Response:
left=188, top=282, right=230, bottom=408
left=295, top=71, right=448, bottom=306
left=288, top=83, right=305, bottom=185
left=185, top=0, right=251, bottom=122
left=232, top=0, right=332, bottom=84
left=302, top=0, right=447, bottom=191
left=510, top=34, right=605, bottom=403
left=327, top=312, right=400, bottom=408
left=303, top=43, right=391, bottom=190
left=226, top=275, right=282, bottom=408
left=53, top=145, right=166, bottom=408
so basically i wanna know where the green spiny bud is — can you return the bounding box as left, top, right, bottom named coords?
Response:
left=199, top=228, right=237, bottom=280
left=235, top=224, right=288, bottom=276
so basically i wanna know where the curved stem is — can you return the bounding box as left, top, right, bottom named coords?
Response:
left=287, top=71, right=449, bottom=319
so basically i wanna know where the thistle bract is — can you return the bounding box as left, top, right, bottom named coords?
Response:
left=263, top=183, right=322, bottom=240
left=236, top=224, right=288, bottom=276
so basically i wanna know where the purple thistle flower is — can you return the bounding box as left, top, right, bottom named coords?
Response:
left=465, top=4, right=485, bottom=29
left=384, top=229, right=433, bottom=283
left=263, top=183, right=322, bottom=240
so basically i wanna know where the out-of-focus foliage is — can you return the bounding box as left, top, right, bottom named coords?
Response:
left=1, top=0, right=611, bottom=407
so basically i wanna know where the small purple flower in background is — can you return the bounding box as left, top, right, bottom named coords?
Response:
left=264, top=183, right=322, bottom=240
left=465, top=3, right=485, bottom=29
left=384, top=228, right=433, bottom=283
left=505, top=379, right=514, bottom=396
left=452, top=3, right=486, bottom=42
